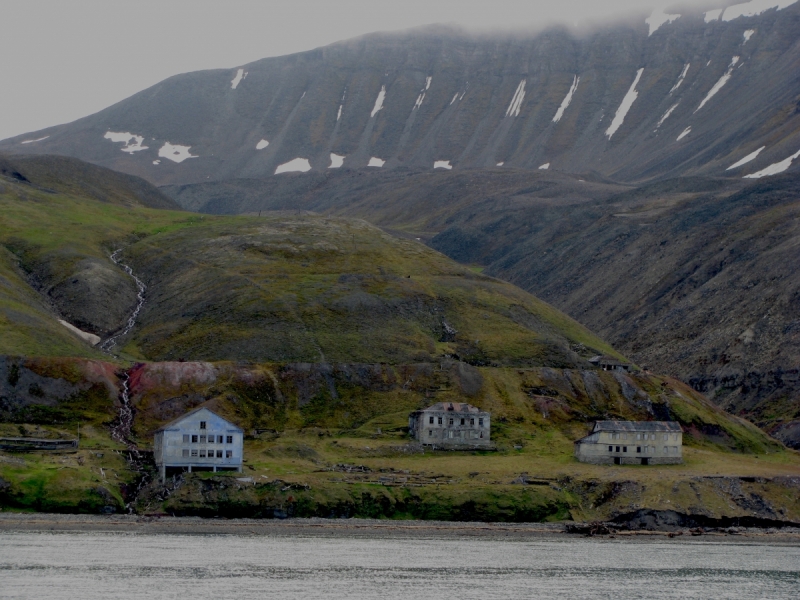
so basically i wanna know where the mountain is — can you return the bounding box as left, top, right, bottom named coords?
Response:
left=2, top=3, right=800, bottom=184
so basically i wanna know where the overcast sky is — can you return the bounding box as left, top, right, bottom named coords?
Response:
left=2, top=0, right=725, bottom=141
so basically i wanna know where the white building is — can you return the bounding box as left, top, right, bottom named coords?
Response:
left=574, top=420, right=683, bottom=465
left=408, top=402, right=491, bottom=447
left=153, top=407, right=243, bottom=481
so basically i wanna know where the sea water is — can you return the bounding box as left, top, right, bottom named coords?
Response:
left=0, top=531, right=798, bottom=599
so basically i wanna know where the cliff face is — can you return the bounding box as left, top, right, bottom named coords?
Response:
left=3, top=5, right=799, bottom=185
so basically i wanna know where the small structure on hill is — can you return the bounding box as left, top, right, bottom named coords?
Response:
left=574, top=420, right=683, bottom=465
left=409, top=402, right=491, bottom=447
left=154, top=407, right=243, bottom=482
left=588, top=355, right=632, bottom=372
left=0, top=437, right=78, bottom=451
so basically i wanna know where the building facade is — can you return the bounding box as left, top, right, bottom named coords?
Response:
left=409, top=402, right=491, bottom=447
left=588, top=355, right=632, bottom=372
left=574, top=420, right=683, bottom=465
left=154, top=407, right=244, bottom=481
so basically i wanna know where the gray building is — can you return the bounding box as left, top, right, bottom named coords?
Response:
left=409, top=402, right=490, bottom=447
left=154, top=407, right=244, bottom=481
left=574, top=420, right=683, bottom=465
left=588, top=355, right=632, bottom=372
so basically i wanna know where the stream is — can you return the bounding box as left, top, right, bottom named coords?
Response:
left=99, top=248, right=150, bottom=510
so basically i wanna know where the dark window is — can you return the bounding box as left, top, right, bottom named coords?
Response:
left=429, top=416, right=434, bottom=424
left=438, top=417, right=442, bottom=425
left=182, top=449, right=189, bottom=457
left=191, top=435, right=198, bottom=443
left=226, top=450, right=232, bottom=458
left=479, top=418, right=484, bottom=427
left=216, top=450, right=223, bottom=458
left=449, top=418, right=454, bottom=425
left=199, top=450, right=206, bottom=458
left=637, top=446, right=641, bottom=453
left=623, top=446, right=628, bottom=452
left=428, top=430, right=433, bottom=436
left=191, top=449, right=198, bottom=457
left=200, top=421, right=206, bottom=429
left=616, top=446, right=620, bottom=452
left=470, top=418, right=475, bottom=426
left=460, top=418, right=465, bottom=425
left=208, top=436, right=214, bottom=444
left=226, top=435, right=233, bottom=444
left=218, top=435, right=223, bottom=443
left=182, top=434, right=190, bottom=443
left=479, top=432, right=483, bottom=438
left=608, top=445, right=613, bottom=452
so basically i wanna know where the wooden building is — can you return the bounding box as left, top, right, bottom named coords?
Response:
left=409, top=402, right=491, bottom=447
left=154, top=407, right=243, bottom=481
left=574, top=420, right=683, bottom=465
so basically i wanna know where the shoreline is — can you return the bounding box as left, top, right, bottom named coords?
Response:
left=1, top=512, right=799, bottom=544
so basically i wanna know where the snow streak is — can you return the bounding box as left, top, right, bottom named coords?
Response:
left=553, top=75, right=580, bottom=123
left=506, top=80, right=526, bottom=117
left=370, top=86, right=386, bottom=118
left=606, top=68, right=644, bottom=139
left=695, top=57, right=739, bottom=113
left=744, top=148, right=800, bottom=178
left=670, top=64, right=690, bottom=94
left=656, top=102, right=679, bottom=129
left=726, top=146, right=765, bottom=170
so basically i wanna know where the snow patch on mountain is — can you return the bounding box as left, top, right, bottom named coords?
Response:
left=705, top=8, right=723, bottom=21
left=506, top=80, right=526, bottom=117
left=496, top=162, right=504, bottom=166
left=646, top=7, right=681, bottom=35
left=256, top=139, right=269, bottom=150
left=368, top=157, right=385, bottom=168
left=538, top=163, right=550, bottom=170
left=677, top=127, right=692, bottom=141
left=231, top=69, right=247, bottom=89
left=722, top=0, right=798, bottom=21
left=20, top=136, right=49, bottom=144
left=152, top=160, right=160, bottom=165
left=329, top=153, right=345, bottom=169
left=695, top=57, right=740, bottom=113
left=433, top=160, right=452, bottom=170
left=370, top=86, right=386, bottom=118
left=670, top=64, right=690, bottom=94
left=606, top=68, right=644, bottom=139
left=553, top=75, right=580, bottom=123
left=726, top=146, right=765, bottom=170
left=743, top=29, right=755, bottom=43
left=105, top=131, right=149, bottom=153
left=275, top=158, right=311, bottom=174
left=743, top=148, right=800, bottom=178
left=656, top=102, right=680, bottom=129
left=158, top=142, right=197, bottom=163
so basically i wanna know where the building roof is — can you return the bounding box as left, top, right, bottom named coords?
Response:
left=588, top=355, right=626, bottom=366
left=591, top=420, right=682, bottom=432
left=155, top=406, right=243, bottom=433
left=419, top=402, right=485, bottom=414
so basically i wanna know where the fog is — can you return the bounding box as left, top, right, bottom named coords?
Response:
left=1, top=0, right=731, bottom=140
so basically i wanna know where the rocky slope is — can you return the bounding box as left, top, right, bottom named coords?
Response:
left=2, top=3, right=799, bottom=184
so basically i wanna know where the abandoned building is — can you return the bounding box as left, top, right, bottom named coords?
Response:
left=588, top=355, right=632, bottom=372
left=574, top=420, right=683, bottom=465
left=153, top=407, right=244, bottom=481
left=409, top=402, right=491, bottom=447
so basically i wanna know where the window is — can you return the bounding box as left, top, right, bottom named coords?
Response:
left=428, top=430, right=433, bottom=436
left=663, top=446, right=668, bottom=453
left=429, top=416, right=434, bottom=424
left=191, top=449, right=198, bottom=457
left=663, top=434, right=668, bottom=441
left=199, top=435, right=206, bottom=443
left=636, top=446, right=641, bottom=453
left=226, top=450, right=232, bottom=458
left=226, top=435, right=233, bottom=444
left=470, top=418, right=475, bottom=426
left=622, top=433, right=627, bottom=440
left=448, top=431, right=454, bottom=438
left=623, top=446, right=627, bottom=453
left=437, top=417, right=442, bottom=425
left=182, top=449, right=189, bottom=457
left=208, top=435, right=214, bottom=444
left=449, top=418, right=454, bottom=426
left=460, top=418, right=465, bottom=425
left=200, top=421, right=206, bottom=429
left=608, top=445, right=613, bottom=452
left=673, top=433, right=678, bottom=441
left=199, top=450, right=206, bottom=458
left=636, top=433, right=641, bottom=440
left=216, top=450, right=223, bottom=458
left=615, top=446, right=620, bottom=452
left=479, top=432, right=483, bottom=439
left=183, top=434, right=190, bottom=443
left=479, top=418, right=484, bottom=427
left=191, top=435, right=198, bottom=443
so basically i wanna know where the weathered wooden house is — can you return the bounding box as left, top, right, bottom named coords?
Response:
left=574, top=420, right=683, bottom=465
left=153, top=407, right=244, bottom=481
left=588, top=355, right=632, bottom=372
left=409, top=402, right=491, bottom=447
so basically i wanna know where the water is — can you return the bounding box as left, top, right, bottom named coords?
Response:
left=1, top=531, right=798, bottom=599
